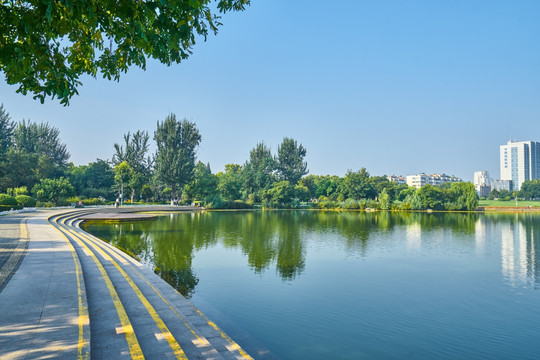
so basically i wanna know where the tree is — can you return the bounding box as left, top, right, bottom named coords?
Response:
left=275, top=137, right=308, bottom=185
left=378, top=188, right=391, bottom=210
left=242, top=142, right=276, bottom=201
left=0, top=104, right=14, bottom=155
left=13, top=120, right=70, bottom=171
left=69, top=159, right=115, bottom=199
left=417, top=184, right=445, bottom=210
left=112, top=130, right=152, bottom=202
left=339, top=168, right=376, bottom=200
left=32, top=177, right=75, bottom=204
left=154, top=114, right=201, bottom=204
left=264, top=181, right=294, bottom=207
left=0, top=0, right=251, bottom=105
left=184, top=162, right=218, bottom=202
left=0, top=149, right=40, bottom=192
left=217, top=164, right=243, bottom=201
left=445, top=182, right=478, bottom=211
left=114, top=161, right=133, bottom=206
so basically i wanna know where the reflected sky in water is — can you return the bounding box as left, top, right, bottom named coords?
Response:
left=84, top=211, right=540, bottom=360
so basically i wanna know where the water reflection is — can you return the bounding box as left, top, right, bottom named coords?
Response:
left=479, top=214, right=540, bottom=289
left=82, top=211, right=540, bottom=296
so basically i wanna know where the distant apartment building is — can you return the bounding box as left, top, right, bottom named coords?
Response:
left=500, top=140, right=540, bottom=191
left=492, top=179, right=513, bottom=192
left=473, top=171, right=491, bottom=198
left=387, top=175, right=406, bottom=185
left=406, top=173, right=462, bottom=189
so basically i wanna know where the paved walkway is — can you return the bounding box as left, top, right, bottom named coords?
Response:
left=0, top=210, right=80, bottom=359
left=0, top=208, right=254, bottom=360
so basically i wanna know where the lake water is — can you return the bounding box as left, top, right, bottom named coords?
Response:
left=83, top=211, right=540, bottom=359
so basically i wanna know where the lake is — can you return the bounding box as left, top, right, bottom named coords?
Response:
left=83, top=211, right=540, bottom=359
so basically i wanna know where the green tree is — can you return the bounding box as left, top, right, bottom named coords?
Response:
left=114, top=161, right=133, bottom=206
left=339, top=168, right=376, bottom=200
left=0, top=0, right=250, bottom=105
left=70, top=159, right=115, bottom=199
left=113, top=130, right=152, bottom=203
left=154, top=114, right=201, bottom=204
left=417, top=184, right=445, bottom=210
left=275, top=137, right=308, bottom=185
left=217, top=164, right=243, bottom=201
left=13, top=120, right=69, bottom=177
left=0, top=104, right=14, bottom=155
left=264, top=181, right=294, bottom=207
left=0, top=149, right=40, bottom=192
left=378, top=188, right=391, bottom=210
left=445, top=182, right=478, bottom=211
left=32, top=177, right=75, bottom=204
left=242, top=142, right=276, bottom=201
left=184, top=162, right=218, bottom=203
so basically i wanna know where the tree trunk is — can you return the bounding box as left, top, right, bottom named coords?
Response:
left=171, top=183, right=177, bottom=205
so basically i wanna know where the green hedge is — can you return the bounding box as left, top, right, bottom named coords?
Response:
left=0, top=204, right=23, bottom=211
left=0, top=194, right=18, bottom=206
left=16, top=195, right=37, bottom=207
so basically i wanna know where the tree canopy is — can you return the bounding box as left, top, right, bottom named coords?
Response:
left=154, top=114, right=201, bottom=202
left=0, top=0, right=250, bottom=105
left=275, top=137, right=308, bottom=185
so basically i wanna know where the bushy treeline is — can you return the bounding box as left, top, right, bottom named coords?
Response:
left=0, top=104, right=478, bottom=210
left=488, top=180, right=540, bottom=201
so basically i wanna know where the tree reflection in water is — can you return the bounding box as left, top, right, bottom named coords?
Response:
left=83, top=210, right=540, bottom=297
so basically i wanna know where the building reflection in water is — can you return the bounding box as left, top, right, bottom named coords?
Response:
left=479, top=215, right=540, bottom=289
left=406, top=222, right=422, bottom=252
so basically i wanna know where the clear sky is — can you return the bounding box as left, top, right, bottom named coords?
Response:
left=1, top=0, right=539, bottom=181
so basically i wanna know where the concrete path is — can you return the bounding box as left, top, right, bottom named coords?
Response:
left=0, top=208, right=253, bottom=360
left=0, top=210, right=81, bottom=359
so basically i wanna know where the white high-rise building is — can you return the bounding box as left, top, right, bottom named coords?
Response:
left=500, top=140, right=540, bottom=191
left=473, top=171, right=491, bottom=197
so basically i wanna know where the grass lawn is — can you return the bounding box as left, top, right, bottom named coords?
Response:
left=478, top=200, right=540, bottom=207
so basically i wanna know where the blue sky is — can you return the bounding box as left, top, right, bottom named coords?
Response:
left=1, top=0, right=540, bottom=181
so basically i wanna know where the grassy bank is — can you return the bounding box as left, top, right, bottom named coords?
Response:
left=478, top=200, right=540, bottom=208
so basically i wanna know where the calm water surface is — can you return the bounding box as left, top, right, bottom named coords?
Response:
left=83, top=211, right=540, bottom=359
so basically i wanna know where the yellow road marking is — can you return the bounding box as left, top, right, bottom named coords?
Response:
left=69, top=216, right=253, bottom=360
left=47, top=215, right=90, bottom=360
left=59, top=216, right=187, bottom=360
left=51, top=214, right=144, bottom=360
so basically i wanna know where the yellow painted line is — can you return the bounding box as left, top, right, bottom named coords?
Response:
left=50, top=214, right=144, bottom=360
left=70, top=218, right=211, bottom=348
left=70, top=216, right=254, bottom=360
left=59, top=217, right=187, bottom=360
left=46, top=215, right=90, bottom=360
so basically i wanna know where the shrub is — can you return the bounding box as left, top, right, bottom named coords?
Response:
left=82, top=198, right=104, bottom=206
left=0, top=194, right=18, bottom=206
left=66, top=196, right=81, bottom=204
left=15, top=195, right=37, bottom=207
left=36, top=201, right=56, bottom=208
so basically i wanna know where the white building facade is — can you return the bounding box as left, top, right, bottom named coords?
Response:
left=473, top=171, right=491, bottom=197
left=387, top=175, right=407, bottom=185
left=500, top=140, right=540, bottom=191
left=406, top=173, right=462, bottom=189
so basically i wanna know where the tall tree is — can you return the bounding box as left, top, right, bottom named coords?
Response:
left=242, top=142, right=276, bottom=201
left=112, top=130, right=152, bottom=202
left=70, top=159, right=115, bottom=199
left=217, top=164, right=243, bottom=201
left=339, top=168, right=376, bottom=200
left=0, top=0, right=250, bottom=105
left=154, top=114, right=201, bottom=204
left=184, top=162, right=218, bottom=202
left=114, top=161, right=133, bottom=206
left=0, top=104, right=14, bottom=155
left=275, top=137, right=308, bottom=185
left=14, top=120, right=70, bottom=169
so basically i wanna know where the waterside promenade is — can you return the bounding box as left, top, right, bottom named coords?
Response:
left=0, top=207, right=253, bottom=360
